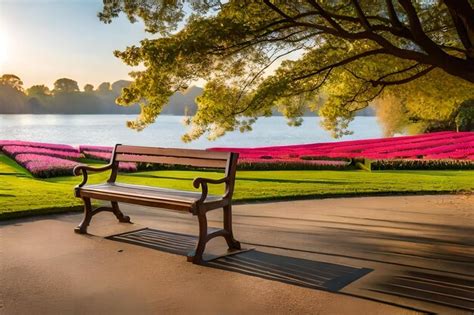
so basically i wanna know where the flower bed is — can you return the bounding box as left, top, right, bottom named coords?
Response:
left=79, top=145, right=113, bottom=153
left=2, top=132, right=473, bottom=176
left=82, top=150, right=111, bottom=162
left=2, top=145, right=83, bottom=160
left=14, top=153, right=81, bottom=178
left=0, top=141, right=136, bottom=177
left=210, top=131, right=474, bottom=162
left=0, top=140, right=78, bottom=152
left=370, top=159, right=474, bottom=170
left=238, top=158, right=350, bottom=170
left=1, top=142, right=84, bottom=177
left=82, top=150, right=137, bottom=171
left=116, top=162, right=138, bottom=172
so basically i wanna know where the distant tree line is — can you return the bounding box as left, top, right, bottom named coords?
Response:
left=0, top=74, right=376, bottom=117
left=0, top=74, right=203, bottom=115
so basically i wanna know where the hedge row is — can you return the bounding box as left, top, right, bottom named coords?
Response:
left=369, top=159, right=474, bottom=170
left=237, top=161, right=352, bottom=171
left=299, top=155, right=351, bottom=162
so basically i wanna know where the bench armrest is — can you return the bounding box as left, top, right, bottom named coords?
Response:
left=193, top=177, right=229, bottom=204
left=193, top=177, right=228, bottom=188
left=73, top=164, right=114, bottom=188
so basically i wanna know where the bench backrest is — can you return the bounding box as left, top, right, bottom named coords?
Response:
left=111, top=144, right=238, bottom=174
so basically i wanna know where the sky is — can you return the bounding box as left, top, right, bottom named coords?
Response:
left=0, top=0, right=149, bottom=89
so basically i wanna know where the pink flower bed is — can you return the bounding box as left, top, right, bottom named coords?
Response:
left=1, top=140, right=136, bottom=177
left=117, top=162, right=138, bottom=172
left=210, top=131, right=474, bottom=162
left=1, top=142, right=83, bottom=177
left=79, top=145, right=113, bottom=153
left=0, top=140, right=78, bottom=152
left=82, top=150, right=137, bottom=171
left=239, top=158, right=347, bottom=166
left=2, top=145, right=83, bottom=160
left=82, top=150, right=111, bottom=162
left=2, top=132, right=472, bottom=176
left=238, top=158, right=350, bottom=170
left=14, top=153, right=81, bottom=178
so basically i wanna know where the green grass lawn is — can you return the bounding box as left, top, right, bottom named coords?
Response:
left=1, top=154, right=473, bottom=219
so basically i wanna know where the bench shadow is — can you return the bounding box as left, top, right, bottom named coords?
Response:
left=107, top=228, right=372, bottom=292
left=371, top=270, right=474, bottom=311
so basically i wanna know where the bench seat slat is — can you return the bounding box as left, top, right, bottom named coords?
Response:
left=79, top=183, right=222, bottom=204
left=116, top=145, right=230, bottom=160
left=115, top=154, right=228, bottom=168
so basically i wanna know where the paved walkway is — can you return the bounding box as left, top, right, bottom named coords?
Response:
left=1, top=194, right=473, bottom=314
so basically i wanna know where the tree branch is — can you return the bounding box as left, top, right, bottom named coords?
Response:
left=385, top=0, right=404, bottom=30
left=231, top=46, right=304, bottom=116
left=397, top=0, right=447, bottom=57
left=351, top=0, right=371, bottom=30
left=442, top=0, right=474, bottom=59
left=377, top=63, right=422, bottom=81
left=262, top=0, right=321, bottom=30
left=370, top=65, right=435, bottom=86
left=306, top=0, right=347, bottom=33
left=294, top=48, right=387, bottom=81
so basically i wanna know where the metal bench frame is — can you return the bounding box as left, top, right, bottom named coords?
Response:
left=73, top=144, right=240, bottom=264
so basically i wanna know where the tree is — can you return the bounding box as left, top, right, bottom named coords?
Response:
left=374, top=68, right=472, bottom=135
left=0, top=75, right=27, bottom=113
left=53, top=78, right=79, bottom=93
left=100, top=0, right=474, bottom=140
left=97, top=82, right=111, bottom=92
left=0, top=74, right=24, bottom=92
left=84, top=84, right=94, bottom=92
left=111, top=80, right=131, bottom=94
left=27, top=85, right=51, bottom=97
left=455, top=100, right=474, bottom=132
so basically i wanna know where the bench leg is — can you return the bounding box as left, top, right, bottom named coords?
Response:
left=111, top=202, right=131, bottom=223
left=187, top=205, right=241, bottom=264
left=75, top=197, right=92, bottom=234
left=223, top=205, right=241, bottom=250
left=187, top=213, right=208, bottom=264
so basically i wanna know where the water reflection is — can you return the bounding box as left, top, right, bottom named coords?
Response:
left=0, top=115, right=383, bottom=148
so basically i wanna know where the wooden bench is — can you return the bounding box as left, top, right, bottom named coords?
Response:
left=73, top=144, right=241, bottom=264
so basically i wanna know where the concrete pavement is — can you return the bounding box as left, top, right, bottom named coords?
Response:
left=1, top=194, right=473, bottom=314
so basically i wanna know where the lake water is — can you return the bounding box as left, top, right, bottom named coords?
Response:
left=0, top=115, right=384, bottom=148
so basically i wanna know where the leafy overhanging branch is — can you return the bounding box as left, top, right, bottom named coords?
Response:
left=99, top=0, right=474, bottom=140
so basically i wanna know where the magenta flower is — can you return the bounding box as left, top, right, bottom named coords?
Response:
left=209, top=131, right=474, bottom=161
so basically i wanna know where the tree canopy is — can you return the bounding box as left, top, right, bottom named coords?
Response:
left=53, top=78, right=80, bottom=94
left=97, top=82, right=111, bottom=92
left=0, top=73, right=206, bottom=115
left=0, top=74, right=24, bottom=92
left=84, top=84, right=94, bottom=93
left=27, top=85, right=51, bottom=97
left=100, top=0, right=474, bottom=140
